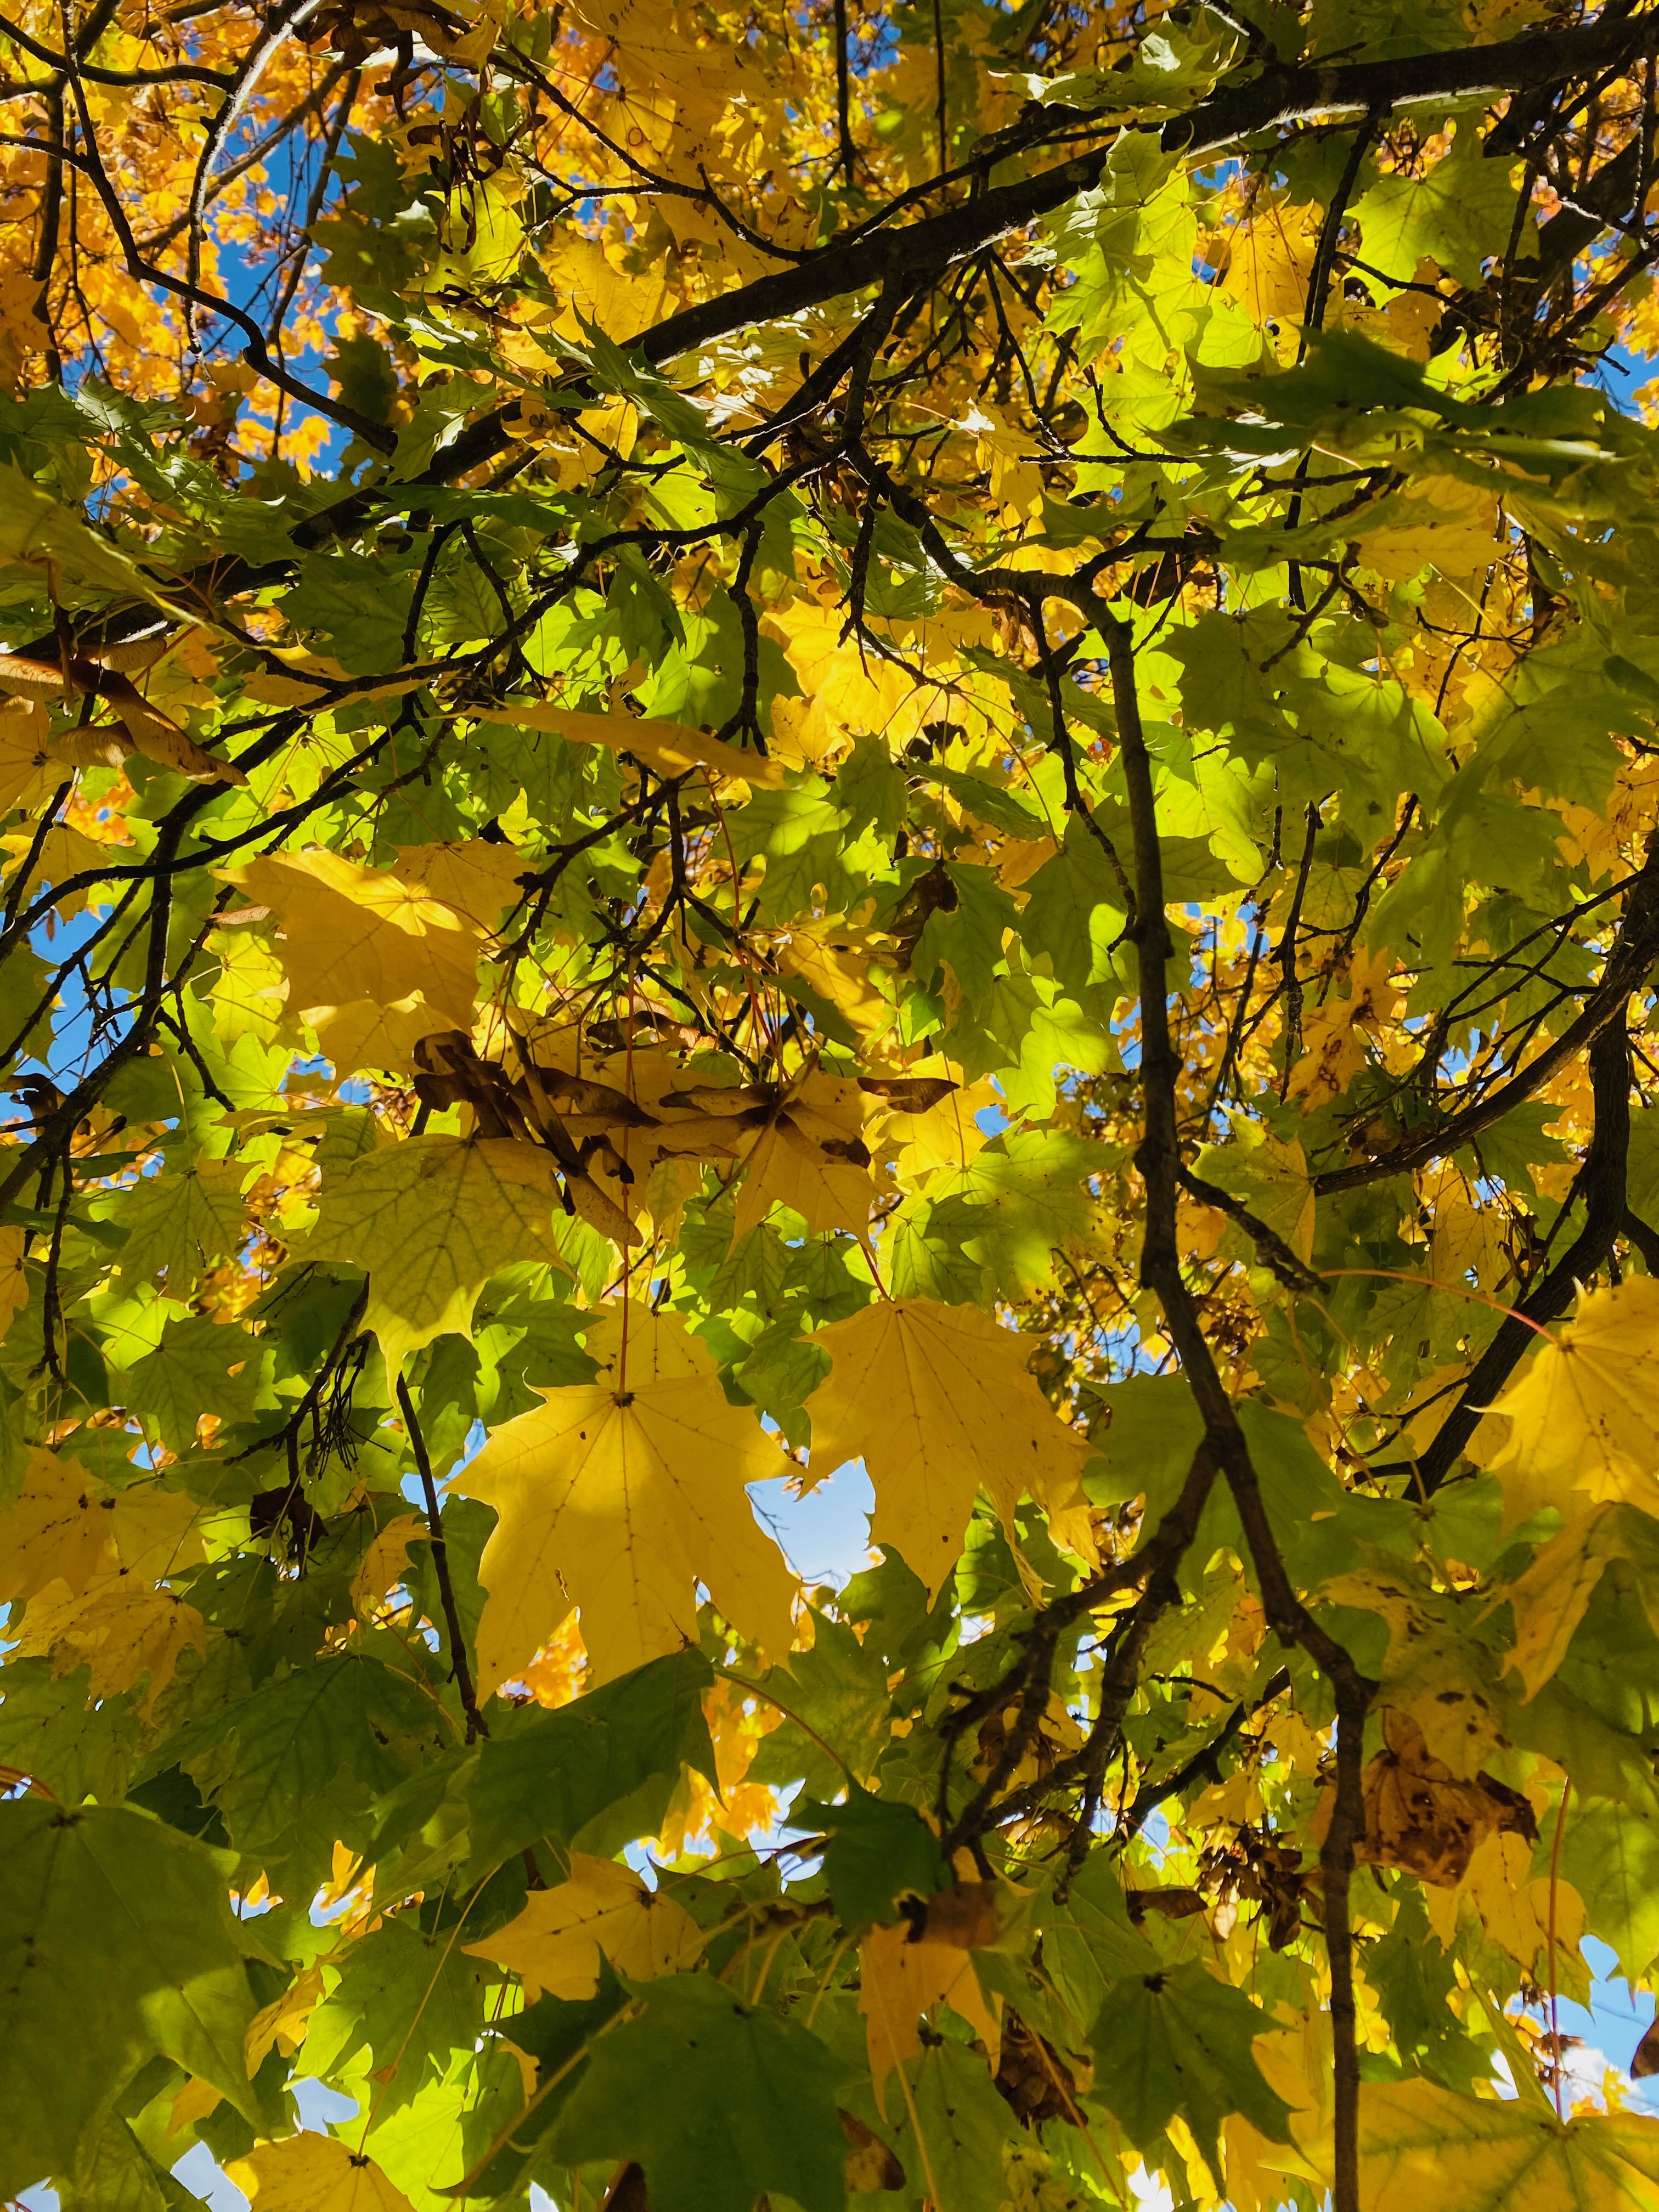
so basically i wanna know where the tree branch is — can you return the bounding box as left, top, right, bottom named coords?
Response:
left=396, top=1373, right=489, bottom=1742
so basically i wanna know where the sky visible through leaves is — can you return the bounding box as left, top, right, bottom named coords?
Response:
left=16, top=2, right=1659, bottom=2211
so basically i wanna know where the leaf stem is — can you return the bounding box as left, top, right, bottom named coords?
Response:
left=1548, top=1776, right=1572, bottom=2121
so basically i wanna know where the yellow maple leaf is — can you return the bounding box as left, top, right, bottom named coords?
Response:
left=0, top=1223, right=26, bottom=1340
left=1423, top=1161, right=1504, bottom=1293
left=244, top=1965, right=325, bottom=2076
left=1421, top=1827, right=1585, bottom=1970
left=229, top=2135, right=416, bottom=2212
left=865, top=1060, right=993, bottom=1186
left=1286, top=949, right=1399, bottom=1109
left=1321, top=1566, right=1500, bottom=1774
left=1305, top=2077, right=1659, bottom=2208
left=0, top=1448, right=109, bottom=1604
left=163, top=2074, right=224, bottom=2143
left=1, top=823, right=115, bottom=917
left=453, top=1307, right=795, bottom=1691
left=464, top=1850, right=704, bottom=1997
left=235, top=849, right=483, bottom=1031
left=1356, top=476, right=1502, bottom=588
left=0, top=652, right=245, bottom=785
left=483, top=701, right=785, bottom=791
left=1193, top=1122, right=1316, bottom=1266
left=765, top=599, right=913, bottom=767
left=1471, top=1277, right=1659, bottom=1526
left=0, top=1449, right=199, bottom=1605
left=729, top=1070, right=876, bottom=1242
left=306, top=1135, right=570, bottom=1377
left=773, top=922, right=895, bottom=1043
left=1218, top=2017, right=1330, bottom=2212
left=15, top=1579, right=206, bottom=1707
left=860, top=1916, right=1002, bottom=2113
left=568, top=0, right=769, bottom=172
left=806, top=1298, right=1095, bottom=1595
left=0, top=697, right=55, bottom=814
left=306, top=995, right=453, bottom=1077
left=393, top=839, right=532, bottom=932
left=537, top=231, right=670, bottom=339
left=352, top=1511, right=427, bottom=1621
left=1495, top=1503, right=1659, bottom=1699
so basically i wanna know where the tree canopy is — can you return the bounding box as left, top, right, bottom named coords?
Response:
left=6, top=0, right=1659, bottom=2208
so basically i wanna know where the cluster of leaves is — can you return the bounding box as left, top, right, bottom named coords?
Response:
left=10, top=0, right=1659, bottom=2208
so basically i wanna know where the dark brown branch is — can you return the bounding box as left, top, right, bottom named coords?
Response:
left=1177, top=1166, right=1324, bottom=1297
left=1097, top=603, right=1373, bottom=2212
left=1410, top=1016, right=1635, bottom=1492
left=429, top=10, right=1659, bottom=484
left=832, top=0, right=856, bottom=180
left=396, top=1373, right=489, bottom=1743
left=1315, top=829, right=1659, bottom=1195
left=1112, top=1666, right=1291, bottom=1845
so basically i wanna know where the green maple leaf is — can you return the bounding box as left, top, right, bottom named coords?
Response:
left=367, top=1649, right=719, bottom=1893
left=888, top=2042, right=1016, bottom=2212
left=110, top=1158, right=249, bottom=1291
left=306, top=1136, right=573, bottom=1376
left=1091, top=1961, right=1293, bottom=2166
left=1019, top=820, right=1128, bottom=996
left=791, top=1783, right=949, bottom=1933
left=1350, top=142, right=1521, bottom=297
left=0, top=1802, right=270, bottom=2197
left=301, top=1912, right=490, bottom=2113
left=550, top=1975, right=847, bottom=2212
left=0, top=1658, right=137, bottom=1804
left=749, top=1614, right=893, bottom=1796
left=1039, top=1852, right=1160, bottom=2033
left=913, top=862, right=1022, bottom=1009
left=125, top=1314, right=274, bottom=1452
left=165, top=1653, right=444, bottom=1895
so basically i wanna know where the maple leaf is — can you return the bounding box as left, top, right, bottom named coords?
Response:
left=1420, top=1829, right=1585, bottom=1971
left=727, top=1068, right=876, bottom=1241
left=229, top=2136, right=416, bottom=2212
left=1496, top=1502, right=1659, bottom=1700
left=549, top=1975, right=848, bottom=2212
left=394, top=838, right=532, bottom=928
left=806, top=1297, right=1096, bottom=1593
left=464, top=1849, right=704, bottom=1996
left=453, top=1307, right=796, bottom=1690
left=0, top=1450, right=201, bottom=1607
left=16, top=6, right=1659, bottom=2197
left=1353, top=1711, right=1535, bottom=1887
left=12, top=1580, right=206, bottom=1708
left=351, top=1510, right=428, bottom=1620
left=244, top=1964, right=326, bottom=2075
left=1091, top=1962, right=1294, bottom=2173
left=860, top=1907, right=1003, bottom=2109
left=1314, top=2078, right=1659, bottom=2208
left=0, top=699, right=55, bottom=816
left=0, top=650, right=247, bottom=784
left=1323, top=1561, right=1503, bottom=1773
left=0, top=1448, right=127, bottom=1604
left=306, top=1135, right=571, bottom=1375
left=1471, top=1278, right=1659, bottom=1525
left=490, top=701, right=787, bottom=789
left=1286, top=948, right=1398, bottom=1108
left=111, top=1155, right=250, bottom=1289
left=236, top=849, right=484, bottom=1032
left=0, top=1802, right=268, bottom=2198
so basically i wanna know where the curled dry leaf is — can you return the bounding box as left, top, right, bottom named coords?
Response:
left=1354, top=1711, right=1536, bottom=1888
